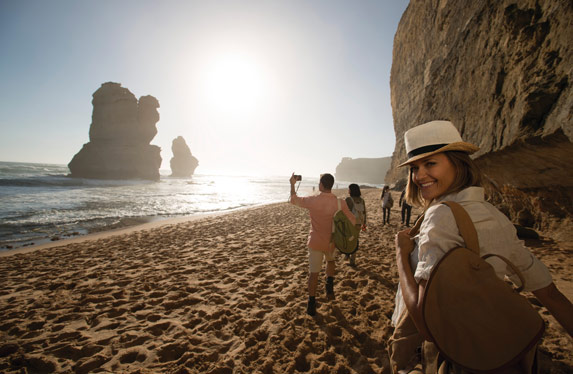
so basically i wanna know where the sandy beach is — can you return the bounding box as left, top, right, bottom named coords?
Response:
left=0, top=189, right=571, bottom=373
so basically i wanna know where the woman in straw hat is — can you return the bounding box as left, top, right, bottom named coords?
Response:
left=388, top=120, right=573, bottom=373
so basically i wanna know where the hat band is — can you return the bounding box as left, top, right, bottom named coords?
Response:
left=407, top=143, right=448, bottom=159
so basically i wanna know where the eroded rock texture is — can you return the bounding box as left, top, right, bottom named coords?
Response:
left=387, top=0, right=572, bottom=237
left=335, top=157, right=392, bottom=185
left=170, top=136, right=199, bottom=177
left=68, top=82, right=162, bottom=181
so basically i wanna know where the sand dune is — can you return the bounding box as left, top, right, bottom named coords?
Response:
left=0, top=189, right=571, bottom=373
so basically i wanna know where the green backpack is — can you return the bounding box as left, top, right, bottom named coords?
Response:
left=332, top=199, right=359, bottom=254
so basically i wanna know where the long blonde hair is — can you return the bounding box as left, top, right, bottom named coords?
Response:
left=405, top=151, right=482, bottom=208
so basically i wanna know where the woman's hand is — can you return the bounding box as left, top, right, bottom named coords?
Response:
left=395, top=228, right=415, bottom=257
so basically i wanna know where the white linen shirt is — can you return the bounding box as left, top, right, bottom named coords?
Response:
left=392, top=186, right=552, bottom=326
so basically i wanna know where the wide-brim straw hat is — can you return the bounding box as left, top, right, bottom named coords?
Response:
left=399, top=120, right=479, bottom=167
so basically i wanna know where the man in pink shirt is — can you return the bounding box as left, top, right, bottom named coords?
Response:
left=289, top=173, right=356, bottom=316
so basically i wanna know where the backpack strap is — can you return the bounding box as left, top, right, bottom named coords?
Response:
left=407, top=202, right=478, bottom=253
left=410, top=214, right=425, bottom=236
left=346, top=197, right=354, bottom=212
left=482, top=253, right=526, bottom=292
left=332, top=199, right=342, bottom=235
left=443, top=201, right=527, bottom=291
left=441, top=201, right=480, bottom=255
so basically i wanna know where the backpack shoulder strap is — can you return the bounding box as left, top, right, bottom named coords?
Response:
left=346, top=197, right=354, bottom=211
left=482, top=253, right=527, bottom=292
left=410, top=213, right=425, bottom=236
left=408, top=201, right=480, bottom=255
left=441, top=201, right=480, bottom=255
left=332, top=199, right=342, bottom=234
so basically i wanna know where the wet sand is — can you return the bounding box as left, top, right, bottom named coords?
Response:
left=0, top=189, right=571, bottom=373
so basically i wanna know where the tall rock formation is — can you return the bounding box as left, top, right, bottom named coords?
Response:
left=170, top=136, right=199, bottom=177
left=388, top=0, right=572, bottom=237
left=68, top=82, right=162, bottom=181
left=335, top=157, right=392, bottom=185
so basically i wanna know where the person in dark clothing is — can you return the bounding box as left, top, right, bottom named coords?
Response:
left=399, top=189, right=412, bottom=227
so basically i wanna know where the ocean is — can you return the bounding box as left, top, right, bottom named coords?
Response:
left=0, top=161, right=356, bottom=250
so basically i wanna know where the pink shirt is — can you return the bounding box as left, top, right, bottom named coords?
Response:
left=290, top=192, right=356, bottom=252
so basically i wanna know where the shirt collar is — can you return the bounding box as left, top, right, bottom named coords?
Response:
left=431, top=186, right=484, bottom=206
left=320, top=191, right=335, bottom=196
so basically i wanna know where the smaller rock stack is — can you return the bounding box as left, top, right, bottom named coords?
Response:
left=170, top=136, right=199, bottom=177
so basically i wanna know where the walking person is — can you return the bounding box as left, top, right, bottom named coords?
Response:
left=289, top=173, right=355, bottom=316
left=381, top=185, right=393, bottom=225
left=388, top=120, right=573, bottom=373
left=345, top=183, right=367, bottom=267
left=399, top=189, right=412, bottom=226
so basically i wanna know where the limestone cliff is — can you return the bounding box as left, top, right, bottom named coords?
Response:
left=388, top=0, right=572, bottom=238
left=68, top=82, right=162, bottom=181
left=335, top=157, right=391, bottom=185
left=170, top=136, right=199, bottom=177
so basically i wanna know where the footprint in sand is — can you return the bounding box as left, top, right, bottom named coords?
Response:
left=119, top=349, right=147, bottom=364
left=11, top=355, right=57, bottom=373
left=146, top=321, right=172, bottom=336
left=119, top=334, right=152, bottom=348
left=73, top=355, right=109, bottom=374
left=157, top=342, right=188, bottom=362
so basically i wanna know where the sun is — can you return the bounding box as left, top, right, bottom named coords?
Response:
left=200, top=53, right=267, bottom=119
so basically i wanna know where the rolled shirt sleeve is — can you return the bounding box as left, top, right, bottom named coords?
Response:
left=414, top=204, right=463, bottom=283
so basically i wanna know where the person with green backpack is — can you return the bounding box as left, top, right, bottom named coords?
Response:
left=289, top=173, right=355, bottom=316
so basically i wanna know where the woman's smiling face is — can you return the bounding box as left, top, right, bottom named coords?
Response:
left=409, top=153, right=456, bottom=201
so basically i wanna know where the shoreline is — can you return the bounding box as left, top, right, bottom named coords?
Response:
left=0, top=201, right=287, bottom=258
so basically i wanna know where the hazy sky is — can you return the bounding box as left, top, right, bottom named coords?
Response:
left=0, top=0, right=409, bottom=177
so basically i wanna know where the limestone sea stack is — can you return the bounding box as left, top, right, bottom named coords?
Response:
left=170, top=136, right=199, bottom=177
left=68, top=82, right=162, bottom=181
left=387, top=0, right=572, bottom=238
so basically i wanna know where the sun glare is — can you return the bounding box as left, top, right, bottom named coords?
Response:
left=201, top=53, right=266, bottom=119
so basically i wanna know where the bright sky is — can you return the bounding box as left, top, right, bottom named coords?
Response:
left=0, top=0, right=409, bottom=177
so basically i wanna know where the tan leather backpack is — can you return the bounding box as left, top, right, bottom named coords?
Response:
left=416, top=201, right=545, bottom=373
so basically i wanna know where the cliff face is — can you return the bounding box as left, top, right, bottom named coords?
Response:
left=68, top=82, right=162, bottom=181
left=335, top=157, right=392, bottom=185
left=388, top=0, right=572, bottom=237
left=170, top=136, right=199, bottom=177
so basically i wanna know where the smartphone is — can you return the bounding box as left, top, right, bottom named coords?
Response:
left=294, top=175, right=302, bottom=181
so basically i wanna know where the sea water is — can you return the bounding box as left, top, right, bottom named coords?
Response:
left=0, top=161, right=355, bottom=250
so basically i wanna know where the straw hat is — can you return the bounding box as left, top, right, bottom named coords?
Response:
left=399, top=120, right=479, bottom=167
